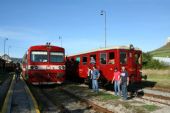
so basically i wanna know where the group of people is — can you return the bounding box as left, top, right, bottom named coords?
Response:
left=88, top=65, right=100, bottom=93
left=88, top=65, right=129, bottom=100
left=111, top=66, right=129, bottom=100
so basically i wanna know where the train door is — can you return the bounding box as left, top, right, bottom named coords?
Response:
left=107, top=52, right=116, bottom=81
left=120, top=50, right=127, bottom=67
left=128, top=50, right=136, bottom=83
left=75, top=56, right=80, bottom=77
left=79, top=56, right=88, bottom=78
left=99, top=52, right=107, bottom=79
left=134, top=52, right=142, bottom=81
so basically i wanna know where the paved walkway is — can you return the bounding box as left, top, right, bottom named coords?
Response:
left=10, top=78, right=37, bottom=113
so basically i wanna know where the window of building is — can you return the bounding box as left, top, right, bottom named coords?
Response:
left=82, top=56, right=87, bottom=65
left=100, top=53, right=106, bottom=64
left=120, top=52, right=127, bottom=64
left=108, top=52, right=115, bottom=64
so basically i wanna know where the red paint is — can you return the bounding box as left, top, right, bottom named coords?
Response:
left=22, top=44, right=65, bottom=85
left=66, top=46, right=142, bottom=83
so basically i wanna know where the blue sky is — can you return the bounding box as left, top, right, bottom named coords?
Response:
left=0, top=0, right=170, bottom=58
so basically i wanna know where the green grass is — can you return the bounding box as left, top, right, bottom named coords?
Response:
left=150, top=42, right=170, bottom=57
left=143, top=69, right=170, bottom=88
left=148, top=74, right=170, bottom=88
left=142, top=105, right=158, bottom=112
left=96, top=92, right=120, bottom=101
left=64, top=84, right=120, bottom=101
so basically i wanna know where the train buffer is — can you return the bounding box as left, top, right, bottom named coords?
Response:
left=2, top=75, right=40, bottom=113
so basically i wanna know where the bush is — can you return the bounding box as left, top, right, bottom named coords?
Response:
left=142, top=52, right=167, bottom=69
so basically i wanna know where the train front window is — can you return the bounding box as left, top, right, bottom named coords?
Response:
left=31, top=51, right=48, bottom=62
left=50, top=52, right=64, bottom=63
left=120, top=52, right=127, bottom=64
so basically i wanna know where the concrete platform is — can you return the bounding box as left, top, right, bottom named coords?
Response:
left=2, top=75, right=40, bottom=113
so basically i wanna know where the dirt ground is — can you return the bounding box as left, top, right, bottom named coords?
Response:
left=62, top=83, right=170, bottom=113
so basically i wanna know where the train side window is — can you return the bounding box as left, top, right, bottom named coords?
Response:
left=100, top=53, right=106, bottom=64
left=90, top=55, right=96, bottom=64
left=76, top=57, right=80, bottom=63
left=135, top=53, right=142, bottom=64
left=120, top=52, right=127, bottom=64
left=82, top=56, right=87, bottom=65
left=108, top=52, right=115, bottom=64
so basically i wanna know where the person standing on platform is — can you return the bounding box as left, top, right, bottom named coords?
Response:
left=91, top=65, right=100, bottom=93
left=111, top=67, right=121, bottom=96
left=120, top=66, right=129, bottom=100
left=15, top=62, right=22, bottom=82
left=87, top=66, right=92, bottom=89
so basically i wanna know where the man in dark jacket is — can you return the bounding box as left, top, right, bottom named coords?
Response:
left=120, top=66, right=129, bottom=100
left=15, top=63, right=21, bottom=81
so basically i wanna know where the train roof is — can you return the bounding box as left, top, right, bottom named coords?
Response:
left=68, top=45, right=141, bottom=57
left=28, top=45, right=64, bottom=50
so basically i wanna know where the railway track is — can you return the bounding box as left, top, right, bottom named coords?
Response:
left=138, top=88, right=170, bottom=106
left=31, top=86, right=114, bottom=113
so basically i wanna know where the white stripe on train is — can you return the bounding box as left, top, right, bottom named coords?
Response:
left=22, top=65, right=65, bottom=70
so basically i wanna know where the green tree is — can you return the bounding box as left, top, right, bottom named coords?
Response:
left=142, top=52, right=167, bottom=69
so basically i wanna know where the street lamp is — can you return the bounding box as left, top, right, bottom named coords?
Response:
left=59, top=36, right=62, bottom=47
left=8, top=46, right=11, bottom=57
left=100, top=10, right=107, bottom=48
left=4, top=38, right=8, bottom=59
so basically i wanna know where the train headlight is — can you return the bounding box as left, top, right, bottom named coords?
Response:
left=58, top=65, right=65, bottom=70
left=34, top=66, right=38, bottom=69
left=31, top=66, right=34, bottom=69
left=30, top=65, right=38, bottom=70
left=59, top=66, right=62, bottom=70
left=62, top=66, right=65, bottom=70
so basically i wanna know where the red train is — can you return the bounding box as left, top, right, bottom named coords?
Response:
left=66, top=45, right=142, bottom=85
left=22, top=43, right=65, bottom=85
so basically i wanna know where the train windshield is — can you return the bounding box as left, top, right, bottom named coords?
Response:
left=31, top=51, right=48, bottom=62
left=50, top=52, right=64, bottom=63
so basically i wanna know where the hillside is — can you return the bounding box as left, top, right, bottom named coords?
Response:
left=11, top=57, right=22, bottom=63
left=150, top=42, right=170, bottom=57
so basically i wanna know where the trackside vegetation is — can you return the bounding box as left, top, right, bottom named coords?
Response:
left=142, top=52, right=168, bottom=69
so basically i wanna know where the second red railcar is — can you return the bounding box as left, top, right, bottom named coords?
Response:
left=66, top=45, right=142, bottom=84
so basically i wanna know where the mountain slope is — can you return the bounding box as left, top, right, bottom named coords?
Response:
left=150, top=42, right=170, bottom=57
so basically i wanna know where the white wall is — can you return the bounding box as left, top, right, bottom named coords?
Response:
left=153, top=57, right=170, bottom=65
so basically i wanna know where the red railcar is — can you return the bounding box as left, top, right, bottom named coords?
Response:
left=66, top=45, right=142, bottom=84
left=22, top=43, right=65, bottom=85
